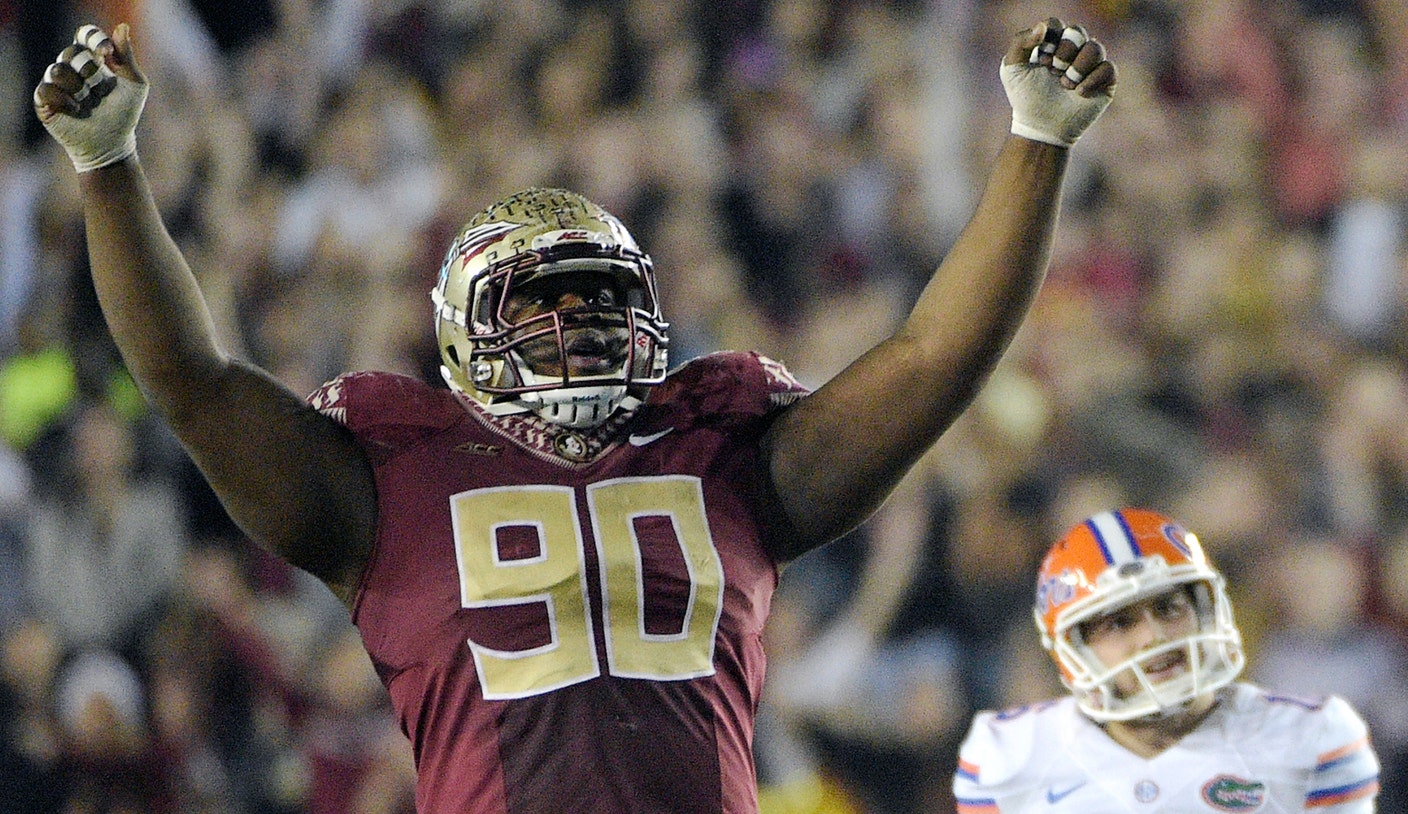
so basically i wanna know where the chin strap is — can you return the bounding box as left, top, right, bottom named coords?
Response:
left=521, top=386, right=638, bottom=429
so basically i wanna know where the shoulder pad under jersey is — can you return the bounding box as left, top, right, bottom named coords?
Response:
left=1231, top=685, right=1380, bottom=808
left=956, top=698, right=1065, bottom=789
left=1307, top=694, right=1380, bottom=806
left=646, top=351, right=809, bottom=426
left=308, top=371, right=466, bottom=461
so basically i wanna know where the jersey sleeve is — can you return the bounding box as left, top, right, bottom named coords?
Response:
left=953, top=704, right=1050, bottom=813
left=649, top=352, right=809, bottom=428
left=752, top=353, right=811, bottom=407
left=307, top=373, right=354, bottom=425
left=1302, top=695, right=1380, bottom=811
left=307, top=371, right=465, bottom=465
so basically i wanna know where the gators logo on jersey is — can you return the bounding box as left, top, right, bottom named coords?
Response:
left=1201, top=775, right=1267, bottom=811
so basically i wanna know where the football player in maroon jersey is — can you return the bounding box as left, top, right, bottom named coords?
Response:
left=35, top=18, right=1114, bottom=814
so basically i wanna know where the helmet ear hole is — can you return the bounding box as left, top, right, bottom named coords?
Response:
left=445, top=345, right=461, bottom=366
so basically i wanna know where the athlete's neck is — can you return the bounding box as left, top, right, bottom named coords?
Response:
left=1102, top=692, right=1220, bottom=759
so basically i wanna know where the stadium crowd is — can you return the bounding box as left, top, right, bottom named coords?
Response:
left=1, top=0, right=1406, bottom=812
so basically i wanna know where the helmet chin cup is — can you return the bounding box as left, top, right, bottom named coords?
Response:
left=520, top=384, right=629, bottom=429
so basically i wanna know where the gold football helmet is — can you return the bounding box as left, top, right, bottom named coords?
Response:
left=431, top=188, right=669, bottom=428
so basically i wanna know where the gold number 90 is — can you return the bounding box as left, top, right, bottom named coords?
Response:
left=451, top=476, right=725, bottom=699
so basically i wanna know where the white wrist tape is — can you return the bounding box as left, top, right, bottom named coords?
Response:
left=999, top=60, right=1110, bottom=148
left=35, top=28, right=148, bottom=173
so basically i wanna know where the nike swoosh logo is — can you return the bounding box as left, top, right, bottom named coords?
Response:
left=1046, top=782, right=1086, bottom=803
left=628, top=427, right=675, bottom=446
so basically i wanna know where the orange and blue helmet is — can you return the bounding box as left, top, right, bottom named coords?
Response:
left=1034, top=508, right=1244, bottom=721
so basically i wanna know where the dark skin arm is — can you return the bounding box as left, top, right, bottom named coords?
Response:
left=43, top=26, right=376, bottom=606
left=760, top=22, right=1116, bottom=562
left=79, top=159, right=377, bottom=605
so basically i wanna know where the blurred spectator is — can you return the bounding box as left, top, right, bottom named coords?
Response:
left=264, top=60, right=442, bottom=388
left=52, top=649, right=167, bottom=813
left=0, top=618, right=66, bottom=813
left=1250, top=537, right=1408, bottom=808
left=301, top=627, right=415, bottom=814
left=21, top=400, right=185, bottom=655
left=1324, top=136, right=1408, bottom=351
left=1317, top=356, right=1408, bottom=540
left=0, top=148, right=47, bottom=355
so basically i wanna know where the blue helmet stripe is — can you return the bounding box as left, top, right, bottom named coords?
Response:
left=1114, top=509, right=1143, bottom=557
left=1084, top=517, right=1115, bottom=564
left=1087, top=510, right=1139, bottom=564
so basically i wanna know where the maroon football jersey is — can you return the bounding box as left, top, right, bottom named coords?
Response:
left=308, top=352, right=809, bottom=814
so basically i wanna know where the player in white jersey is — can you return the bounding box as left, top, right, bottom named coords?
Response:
left=954, top=508, right=1380, bottom=812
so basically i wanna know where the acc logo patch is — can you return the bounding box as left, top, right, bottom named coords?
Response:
left=1201, top=775, right=1266, bottom=811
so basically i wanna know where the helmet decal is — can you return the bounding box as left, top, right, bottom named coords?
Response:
left=1162, top=522, right=1194, bottom=558
left=443, top=221, right=518, bottom=281
left=1035, top=568, right=1082, bottom=618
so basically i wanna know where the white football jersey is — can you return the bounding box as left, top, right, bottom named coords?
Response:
left=953, top=683, right=1379, bottom=813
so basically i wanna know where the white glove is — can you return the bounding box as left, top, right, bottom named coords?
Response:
left=33, top=24, right=148, bottom=173
left=1001, top=23, right=1113, bottom=148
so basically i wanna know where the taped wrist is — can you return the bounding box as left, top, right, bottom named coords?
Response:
left=1000, top=60, right=1110, bottom=148
left=35, top=28, right=148, bottom=173
left=41, top=78, right=147, bottom=172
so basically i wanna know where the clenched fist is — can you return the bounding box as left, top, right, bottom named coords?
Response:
left=1000, top=18, right=1116, bottom=148
left=33, top=23, right=149, bottom=172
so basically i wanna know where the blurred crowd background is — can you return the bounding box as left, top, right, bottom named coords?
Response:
left=2, top=0, right=1407, bottom=811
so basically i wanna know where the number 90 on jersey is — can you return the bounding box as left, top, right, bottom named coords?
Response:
left=451, top=477, right=725, bottom=699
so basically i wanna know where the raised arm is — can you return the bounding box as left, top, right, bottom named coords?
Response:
left=34, top=24, right=376, bottom=603
left=762, top=19, right=1116, bottom=561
